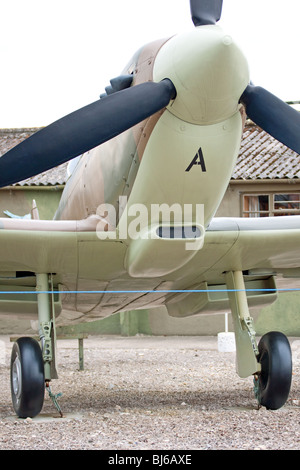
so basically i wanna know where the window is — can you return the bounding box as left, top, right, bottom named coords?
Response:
left=242, top=193, right=300, bottom=217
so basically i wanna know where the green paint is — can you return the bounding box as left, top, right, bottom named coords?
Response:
left=56, top=312, right=122, bottom=337
left=0, top=188, right=63, bottom=220
left=255, top=292, right=300, bottom=336
left=56, top=309, right=152, bottom=338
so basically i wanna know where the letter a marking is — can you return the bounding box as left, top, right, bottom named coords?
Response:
left=185, top=147, right=206, bottom=172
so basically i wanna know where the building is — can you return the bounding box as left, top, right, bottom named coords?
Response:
left=3, top=121, right=300, bottom=220
left=216, top=120, right=300, bottom=219
left=0, top=128, right=66, bottom=221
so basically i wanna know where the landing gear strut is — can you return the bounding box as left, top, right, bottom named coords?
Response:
left=226, top=271, right=292, bottom=410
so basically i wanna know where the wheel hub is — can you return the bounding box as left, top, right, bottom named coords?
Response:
left=12, top=355, right=22, bottom=402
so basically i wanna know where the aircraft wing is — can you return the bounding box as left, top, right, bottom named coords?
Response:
left=1, top=214, right=300, bottom=283
left=156, top=215, right=300, bottom=291
left=0, top=216, right=129, bottom=323
left=1, top=214, right=300, bottom=323
left=0, top=216, right=126, bottom=277
left=162, top=215, right=300, bottom=318
left=204, top=215, right=300, bottom=276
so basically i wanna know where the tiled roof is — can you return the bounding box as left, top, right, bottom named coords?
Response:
left=1, top=121, right=300, bottom=187
left=0, top=128, right=68, bottom=186
left=232, top=120, right=300, bottom=180
left=15, top=162, right=69, bottom=186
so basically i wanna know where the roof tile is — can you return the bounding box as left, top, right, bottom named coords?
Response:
left=0, top=128, right=68, bottom=186
left=233, top=121, right=300, bottom=180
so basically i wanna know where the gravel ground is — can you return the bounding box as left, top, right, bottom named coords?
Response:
left=0, top=334, right=299, bottom=451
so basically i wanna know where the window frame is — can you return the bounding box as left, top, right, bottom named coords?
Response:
left=241, top=192, right=300, bottom=217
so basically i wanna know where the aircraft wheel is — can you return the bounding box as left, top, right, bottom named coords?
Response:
left=10, top=337, right=45, bottom=418
left=256, top=331, right=292, bottom=410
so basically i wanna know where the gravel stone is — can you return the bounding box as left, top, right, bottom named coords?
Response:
left=0, top=335, right=299, bottom=450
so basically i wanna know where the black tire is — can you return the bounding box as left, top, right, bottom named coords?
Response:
left=257, top=331, right=292, bottom=410
left=10, top=337, right=45, bottom=418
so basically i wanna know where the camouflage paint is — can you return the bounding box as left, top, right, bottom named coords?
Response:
left=55, top=38, right=171, bottom=222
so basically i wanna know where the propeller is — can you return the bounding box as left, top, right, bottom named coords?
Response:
left=240, top=85, right=300, bottom=155
left=190, top=0, right=223, bottom=27
left=1, top=0, right=299, bottom=189
left=0, top=79, right=176, bottom=188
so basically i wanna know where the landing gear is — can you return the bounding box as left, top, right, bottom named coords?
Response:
left=254, top=331, right=292, bottom=410
left=225, top=271, right=293, bottom=410
left=10, top=273, right=59, bottom=418
left=10, top=337, right=45, bottom=418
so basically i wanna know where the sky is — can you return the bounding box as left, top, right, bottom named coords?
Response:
left=0, top=0, right=300, bottom=128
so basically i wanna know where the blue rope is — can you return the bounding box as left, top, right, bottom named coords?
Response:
left=0, top=288, right=298, bottom=294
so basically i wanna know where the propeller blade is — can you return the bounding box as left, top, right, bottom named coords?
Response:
left=190, top=0, right=223, bottom=27
left=0, top=79, right=176, bottom=188
left=240, top=84, right=300, bottom=154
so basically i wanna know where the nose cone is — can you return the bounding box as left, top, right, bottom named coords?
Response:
left=153, top=26, right=250, bottom=124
